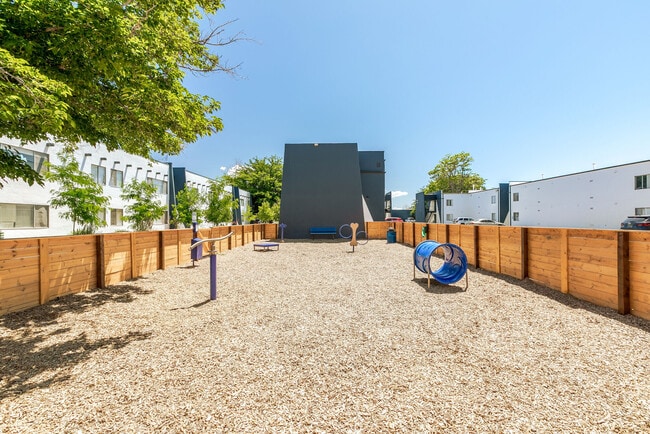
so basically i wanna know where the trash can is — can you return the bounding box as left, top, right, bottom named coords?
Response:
left=387, top=228, right=396, bottom=243
left=191, top=237, right=203, bottom=261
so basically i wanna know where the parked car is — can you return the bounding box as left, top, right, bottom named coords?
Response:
left=620, top=216, right=650, bottom=230
left=405, top=217, right=416, bottom=222
left=385, top=217, right=403, bottom=222
left=471, top=219, right=504, bottom=226
left=453, top=217, right=474, bottom=225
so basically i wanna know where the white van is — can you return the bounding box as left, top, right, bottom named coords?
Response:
left=453, top=217, right=474, bottom=225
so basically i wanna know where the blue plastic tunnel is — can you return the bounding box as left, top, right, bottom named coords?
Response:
left=413, top=240, right=468, bottom=285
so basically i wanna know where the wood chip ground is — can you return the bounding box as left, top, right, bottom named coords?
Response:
left=1, top=240, right=649, bottom=433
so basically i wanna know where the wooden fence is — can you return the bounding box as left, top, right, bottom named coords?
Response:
left=2, top=221, right=649, bottom=322
left=0, top=224, right=278, bottom=316
left=367, top=221, right=650, bottom=321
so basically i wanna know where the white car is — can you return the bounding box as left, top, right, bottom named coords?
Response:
left=471, top=219, right=504, bottom=225
left=453, top=217, right=474, bottom=225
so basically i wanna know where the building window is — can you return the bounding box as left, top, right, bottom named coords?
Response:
left=635, top=175, right=649, bottom=190
left=97, top=208, right=106, bottom=226
left=91, top=164, right=106, bottom=185
left=0, top=203, right=49, bottom=228
left=446, top=213, right=454, bottom=222
left=491, top=213, right=497, bottom=221
left=446, top=199, right=453, bottom=206
left=147, top=177, right=168, bottom=194
left=5, top=145, right=49, bottom=175
left=109, top=169, right=123, bottom=187
left=513, top=192, right=520, bottom=202
left=491, top=195, right=496, bottom=204
left=110, top=209, right=123, bottom=226
left=635, top=207, right=650, bottom=216
left=513, top=212, right=520, bottom=221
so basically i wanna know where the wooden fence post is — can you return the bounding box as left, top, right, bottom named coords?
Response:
left=471, top=225, right=479, bottom=267
left=130, top=232, right=137, bottom=279
left=617, top=231, right=630, bottom=315
left=97, top=234, right=106, bottom=289
left=560, top=229, right=569, bottom=293
left=520, top=227, right=528, bottom=279
left=39, top=238, right=49, bottom=305
left=159, top=231, right=166, bottom=271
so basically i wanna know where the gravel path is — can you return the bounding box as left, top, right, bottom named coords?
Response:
left=1, top=240, right=649, bottom=433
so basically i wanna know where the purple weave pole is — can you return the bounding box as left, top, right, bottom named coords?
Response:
left=210, top=253, right=217, bottom=300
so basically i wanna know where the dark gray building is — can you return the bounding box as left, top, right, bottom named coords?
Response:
left=280, top=143, right=385, bottom=239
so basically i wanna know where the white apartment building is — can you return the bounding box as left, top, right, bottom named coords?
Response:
left=442, top=187, right=501, bottom=223
left=509, top=160, right=650, bottom=229
left=0, top=137, right=234, bottom=238
left=430, top=160, right=650, bottom=229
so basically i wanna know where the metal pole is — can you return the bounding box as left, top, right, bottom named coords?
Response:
left=210, top=252, right=217, bottom=300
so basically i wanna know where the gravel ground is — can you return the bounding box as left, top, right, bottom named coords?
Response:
left=1, top=239, right=649, bottom=433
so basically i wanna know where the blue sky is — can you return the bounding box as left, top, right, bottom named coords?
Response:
left=158, top=1, right=650, bottom=209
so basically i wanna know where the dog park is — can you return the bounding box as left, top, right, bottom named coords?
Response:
left=1, top=223, right=649, bottom=432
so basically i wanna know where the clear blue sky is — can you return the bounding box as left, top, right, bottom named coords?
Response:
left=158, top=1, right=650, bottom=209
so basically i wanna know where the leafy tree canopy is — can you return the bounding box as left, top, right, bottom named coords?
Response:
left=121, top=179, right=167, bottom=231
left=46, top=151, right=109, bottom=234
left=424, top=152, right=486, bottom=194
left=225, top=156, right=282, bottom=213
left=204, top=176, right=237, bottom=225
left=1, top=0, right=240, bottom=182
left=171, top=186, right=205, bottom=228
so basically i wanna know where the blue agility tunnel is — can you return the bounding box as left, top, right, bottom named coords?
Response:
left=413, top=240, right=468, bottom=288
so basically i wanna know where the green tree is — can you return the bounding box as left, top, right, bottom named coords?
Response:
left=225, top=156, right=283, bottom=213
left=204, top=177, right=238, bottom=225
left=121, top=180, right=166, bottom=231
left=46, top=151, right=109, bottom=234
left=1, top=0, right=242, bottom=183
left=255, top=200, right=280, bottom=223
left=171, top=187, right=204, bottom=228
left=424, top=152, right=486, bottom=194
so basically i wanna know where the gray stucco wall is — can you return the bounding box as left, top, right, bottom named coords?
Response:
left=280, top=143, right=365, bottom=239
left=358, top=151, right=385, bottom=221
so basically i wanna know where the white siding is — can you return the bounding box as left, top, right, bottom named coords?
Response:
left=0, top=138, right=170, bottom=238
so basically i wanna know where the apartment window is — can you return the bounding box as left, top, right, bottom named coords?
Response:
left=147, top=177, right=168, bottom=194
left=5, top=145, right=49, bottom=175
left=513, top=212, right=520, bottom=221
left=97, top=208, right=106, bottom=226
left=635, top=174, right=649, bottom=190
left=109, top=169, right=123, bottom=187
left=91, top=164, right=106, bottom=185
left=0, top=203, right=49, bottom=228
left=635, top=207, right=650, bottom=215
left=446, top=199, right=453, bottom=206
left=446, top=214, right=454, bottom=222
left=491, top=195, right=496, bottom=204
left=513, top=192, right=520, bottom=202
left=491, top=213, right=497, bottom=221
left=110, top=209, right=123, bottom=226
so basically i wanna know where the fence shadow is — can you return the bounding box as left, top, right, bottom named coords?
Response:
left=0, top=283, right=152, bottom=330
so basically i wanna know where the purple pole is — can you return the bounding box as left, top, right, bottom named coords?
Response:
left=210, top=253, right=217, bottom=300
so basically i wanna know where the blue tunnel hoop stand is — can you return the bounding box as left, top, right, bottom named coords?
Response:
left=413, top=240, right=469, bottom=290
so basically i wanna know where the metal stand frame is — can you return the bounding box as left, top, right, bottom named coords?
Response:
left=189, top=232, right=234, bottom=300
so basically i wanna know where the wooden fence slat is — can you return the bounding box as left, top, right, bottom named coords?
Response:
left=39, top=238, right=49, bottom=305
